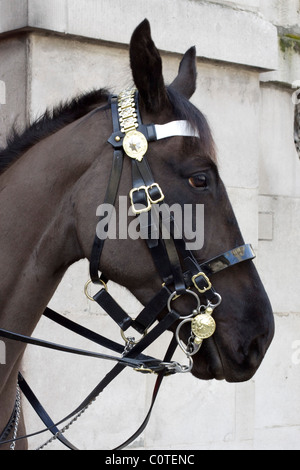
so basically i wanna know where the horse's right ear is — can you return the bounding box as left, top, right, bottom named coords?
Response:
left=130, top=19, right=168, bottom=113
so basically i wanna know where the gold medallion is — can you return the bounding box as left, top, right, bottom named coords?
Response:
left=123, top=130, right=148, bottom=161
left=191, top=313, right=216, bottom=340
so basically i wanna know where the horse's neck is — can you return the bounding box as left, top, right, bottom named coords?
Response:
left=0, top=147, right=80, bottom=334
left=0, top=142, right=76, bottom=444
left=0, top=108, right=109, bottom=329
left=0, top=115, right=103, bottom=390
left=0, top=107, right=109, bottom=447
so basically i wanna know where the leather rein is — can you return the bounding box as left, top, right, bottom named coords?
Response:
left=0, top=89, right=255, bottom=450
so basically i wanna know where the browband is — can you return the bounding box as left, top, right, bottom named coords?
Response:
left=107, top=88, right=199, bottom=162
left=155, top=120, right=199, bottom=140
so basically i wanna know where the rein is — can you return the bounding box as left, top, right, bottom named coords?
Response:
left=0, top=89, right=255, bottom=450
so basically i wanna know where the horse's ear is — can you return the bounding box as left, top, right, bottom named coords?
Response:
left=130, top=19, right=168, bottom=112
left=169, top=47, right=197, bottom=100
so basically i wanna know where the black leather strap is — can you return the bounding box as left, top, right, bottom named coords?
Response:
left=114, top=335, right=178, bottom=450
left=184, top=244, right=255, bottom=280
left=130, top=160, right=186, bottom=293
left=18, top=373, right=79, bottom=450
left=44, top=307, right=124, bottom=355
left=93, top=289, right=133, bottom=331
left=0, top=327, right=164, bottom=370
left=132, top=284, right=171, bottom=333
left=90, top=96, right=123, bottom=284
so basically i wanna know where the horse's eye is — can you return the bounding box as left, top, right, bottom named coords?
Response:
left=188, top=174, right=208, bottom=189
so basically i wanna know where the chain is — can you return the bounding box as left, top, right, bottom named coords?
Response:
left=9, top=384, right=21, bottom=451
left=36, top=397, right=97, bottom=450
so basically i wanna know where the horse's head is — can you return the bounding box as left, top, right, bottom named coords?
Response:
left=76, top=20, right=274, bottom=383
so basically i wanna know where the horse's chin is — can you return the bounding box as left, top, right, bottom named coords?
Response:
left=191, top=338, right=225, bottom=381
left=190, top=338, right=258, bottom=383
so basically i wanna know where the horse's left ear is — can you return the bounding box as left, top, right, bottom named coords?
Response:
left=170, top=47, right=197, bottom=100
left=130, top=19, right=168, bottom=112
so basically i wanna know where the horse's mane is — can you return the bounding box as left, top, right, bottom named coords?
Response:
left=0, top=88, right=110, bottom=175
left=0, top=86, right=216, bottom=175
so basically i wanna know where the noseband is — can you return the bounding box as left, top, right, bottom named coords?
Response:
left=0, top=89, right=255, bottom=450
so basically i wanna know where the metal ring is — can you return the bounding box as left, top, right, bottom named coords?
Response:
left=208, top=293, right=222, bottom=308
left=180, top=356, right=194, bottom=373
left=120, top=329, right=139, bottom=345
left=120, top=324, right=147, bottom=345
left=175, top=318, right=192, bottom=354
left=175, top=319, right=203, bottom=357
left=84, top=279, right=107, bottom=301
left=167, top=289, right=200, bottom=319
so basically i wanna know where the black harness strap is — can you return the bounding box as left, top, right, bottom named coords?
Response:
left=115, top=335, right=178, bottom=450
left=43, top=307, right=124, bottom=354
left=132, top=284, right=171, bottom=333
left=0, top=327, right=165, bottom=371
left=89, top=96, right=123, bottom=284
left=43, top=307, right=153, bottom=364
left=130, top=162, right=186, bottom=293
left=17, top=373, right=79, bottom=451
left=93, top=289, right=133, bottom=332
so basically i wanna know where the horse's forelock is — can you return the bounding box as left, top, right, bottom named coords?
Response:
left=167, top=86, right=217, bottom=163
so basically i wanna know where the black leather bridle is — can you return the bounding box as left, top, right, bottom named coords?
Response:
left=0, top=89, right=255, bottom=450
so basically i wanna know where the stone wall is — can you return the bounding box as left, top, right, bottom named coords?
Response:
left=0, top=0, right=299, bottom=450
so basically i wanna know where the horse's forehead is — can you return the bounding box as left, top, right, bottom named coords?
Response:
left=141, top=104, right=173, bottom=125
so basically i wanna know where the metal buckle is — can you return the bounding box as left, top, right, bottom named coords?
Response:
left=134, top=359, right=193, bottom=375
left=161, top=359, right=193, bottom=374
left=129, top=183, right=164, bottom=215
left=129, top=186, right=152, bottom=214
left=191, top=272, right=212, bottom=294
left=147, top=183, right=164, bottom=204
left=133, top=365, right=156, bottom=374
